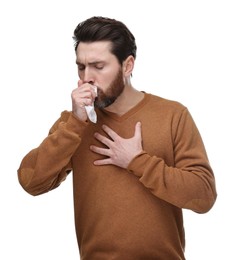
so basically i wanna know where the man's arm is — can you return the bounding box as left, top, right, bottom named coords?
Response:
left=90, top=109, right=217, bottom=213
left=130, top=109, right=216, bottom=213
left=18, top=111, right=87, bottom=195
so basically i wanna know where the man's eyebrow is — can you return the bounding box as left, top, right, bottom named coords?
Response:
left=76, top=60, right=82, bottom=65
left=76, top=60, right=105, bottom=65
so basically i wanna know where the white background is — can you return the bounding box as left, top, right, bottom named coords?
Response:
left=0, top=0, right=235, bottom=259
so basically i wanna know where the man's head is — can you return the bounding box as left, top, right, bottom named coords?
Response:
left=73, top=16, right=137, bottom=65
left=73, top=17, right=136, bottom=109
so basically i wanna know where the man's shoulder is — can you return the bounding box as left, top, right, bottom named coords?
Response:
left=146, top=93, right=186, bottom=112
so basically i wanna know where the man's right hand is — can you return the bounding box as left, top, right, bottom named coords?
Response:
left=71, top=80, right=97, bottom=121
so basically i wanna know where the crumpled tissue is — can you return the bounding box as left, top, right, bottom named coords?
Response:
left=85, top=86, right=97, bottom=123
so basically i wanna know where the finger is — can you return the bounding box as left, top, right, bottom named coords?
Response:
left=77, top=82, right=96, bottom=101
left=82, top=98, right=93, bottom=107
left=102, top=125, right=119, bottom=141
left=93, top=132, right=113, bottom=147
left=90, top=145, right=111, bottom=156
left=73, top=87, right=94, bottom=100
left=71, top=90, right=92, bottom=106
left=93, top=158, right=112, bottom=166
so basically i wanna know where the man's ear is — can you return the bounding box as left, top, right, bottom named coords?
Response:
left=122, top=55, right=135, bottom=77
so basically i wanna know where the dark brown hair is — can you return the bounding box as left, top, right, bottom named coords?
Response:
left=73, top=16, right=137, bottom=64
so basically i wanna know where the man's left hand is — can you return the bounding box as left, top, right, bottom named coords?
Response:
left=90, top=122, right=143, bottom=169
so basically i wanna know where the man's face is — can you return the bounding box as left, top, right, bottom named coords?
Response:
left=76, top=41, right=125, bottom=108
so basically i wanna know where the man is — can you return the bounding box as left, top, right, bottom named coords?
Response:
left=18, top=16, right=217, bottom=259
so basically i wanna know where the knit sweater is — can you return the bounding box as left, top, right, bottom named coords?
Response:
left=18, top=93, right=217, bottom=259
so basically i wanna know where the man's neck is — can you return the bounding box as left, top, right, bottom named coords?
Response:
left=104, top=85, right=144, bottom=116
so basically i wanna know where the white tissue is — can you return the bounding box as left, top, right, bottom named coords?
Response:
left=85, top=86, right=97, bottom=123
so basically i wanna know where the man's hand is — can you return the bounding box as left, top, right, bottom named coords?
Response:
left=71, top=80, right=97, bottom=121
left=90, top=122, right=143, bottom=169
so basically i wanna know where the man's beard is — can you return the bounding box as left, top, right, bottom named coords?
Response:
left=94, top=69, right=125, bottom=109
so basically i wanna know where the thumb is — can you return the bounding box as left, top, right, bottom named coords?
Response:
left=78, top=79, right=83, bottom=88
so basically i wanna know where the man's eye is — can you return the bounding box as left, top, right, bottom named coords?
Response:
left=78, top=66, right=85, bottom=71
left=95, top=65, right=104, bottom=70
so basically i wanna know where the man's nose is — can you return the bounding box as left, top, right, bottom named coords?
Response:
left=83, top=68, right=94, bottom=84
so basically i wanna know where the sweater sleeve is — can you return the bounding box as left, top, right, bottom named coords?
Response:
left=17, top=111, right=88, bottom=196
left=127, top=108, right=217, bottom=213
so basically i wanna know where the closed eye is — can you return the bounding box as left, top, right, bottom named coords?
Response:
left=95, top=65, right=104, bottom=70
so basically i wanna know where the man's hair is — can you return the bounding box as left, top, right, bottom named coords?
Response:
left=73, top=16, right=137, bottom=64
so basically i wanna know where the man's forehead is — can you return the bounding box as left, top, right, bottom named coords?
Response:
left=76, top=41, right=113, bottom=63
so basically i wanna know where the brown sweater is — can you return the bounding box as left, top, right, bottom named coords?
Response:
left=18, top=93, right=217, bottom=259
